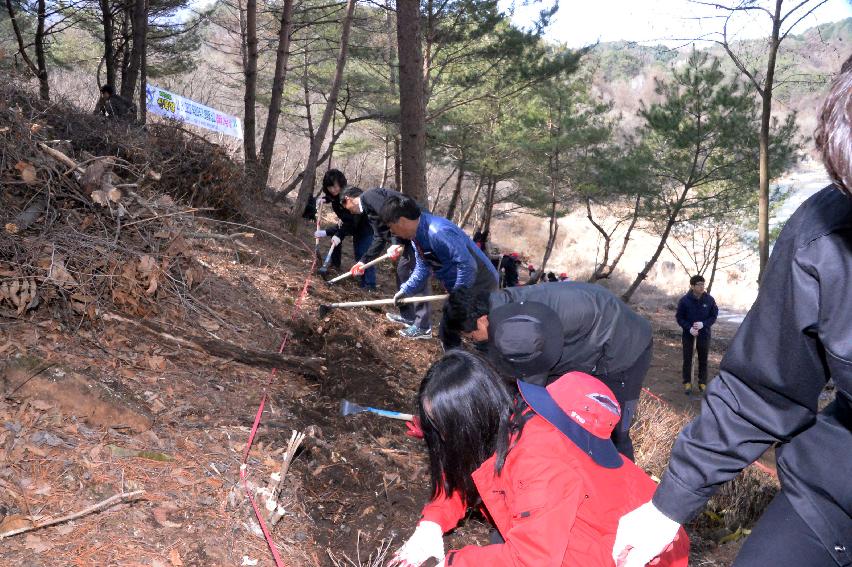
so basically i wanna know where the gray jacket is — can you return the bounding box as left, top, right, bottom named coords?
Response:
left=489, top=281, right=652, bottom=388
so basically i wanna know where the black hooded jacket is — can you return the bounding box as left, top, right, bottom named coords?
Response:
left=653, top=186, right=852, bottom=566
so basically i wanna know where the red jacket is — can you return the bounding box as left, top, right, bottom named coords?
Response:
left=421, top=415, right=690, bottom=567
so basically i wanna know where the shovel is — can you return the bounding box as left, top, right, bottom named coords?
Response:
left=340, top=399, right=413, bottom=421
left=317, top=239, right=340, bottom=279
left=325, top=252, right=393, bottom=285
left=318, top=293, right=448, bottom=318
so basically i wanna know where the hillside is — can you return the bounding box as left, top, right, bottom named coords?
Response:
left=586, top=17, right=851, bottom=136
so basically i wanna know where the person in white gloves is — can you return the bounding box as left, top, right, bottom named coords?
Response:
left=675, top=275, right=717, bottom=395
left=391, top=350, right=689, bottom=567
left=614, top=56, right=852, bottom=567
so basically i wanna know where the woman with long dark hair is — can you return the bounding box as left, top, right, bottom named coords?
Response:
left=388, top=351, right=689, bottom=567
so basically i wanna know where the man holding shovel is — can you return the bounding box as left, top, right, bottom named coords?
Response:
left=340, top=186, right=433, bottom=339
left=444, top=281, right=652, bottom=460
left=314, top=170, right=376, bottom=290
left=380, top=195, right=499, bottom=349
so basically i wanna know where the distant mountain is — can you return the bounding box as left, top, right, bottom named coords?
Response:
left=583, top=18, right=850, bottom=137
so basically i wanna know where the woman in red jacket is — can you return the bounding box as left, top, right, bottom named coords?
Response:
left=389, top=351, right=688, bottom=567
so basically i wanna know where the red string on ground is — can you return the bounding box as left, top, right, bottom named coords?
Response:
left=641, top=387, right=777, bottom=478
left=239, top=237, right=318, bottom=567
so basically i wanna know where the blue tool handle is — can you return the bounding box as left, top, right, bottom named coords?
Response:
left=366, top=407, right=414, bottom=421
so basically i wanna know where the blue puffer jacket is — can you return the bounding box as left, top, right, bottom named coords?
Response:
left=676, top=291, right=718, bottom=338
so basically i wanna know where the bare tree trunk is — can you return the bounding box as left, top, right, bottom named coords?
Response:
left=138, top=0, right=148, bottom=123
left=121, top=0, right=146, bottom=101
left=429, top=166, right=456, bottom=212
left=586, top=197, right=612, bottom=281
left=382, top=0, right=397, bottom=188
left=99, top=0, right=115, bottom=87
left=34, top=0, right=49, bottom=101
left=396, top=0, right=428, bottom=203
left=119, top=9, right=130, bottom=90
left=622, top=187, right=690, bottom=302
left=479, top=177, right=497, bottom=235
left=539, top=198, right=559, bottom=276
left=444, top=154, right=465, bottom=220
left=459, top=175, right=484, bottom=228
left=707, top=227, right=721, bottom=293
left=256, top=0, right=295, bottom=191
left=288, top=0, right=357, bottom=230
left=5, top=0, right=49, bottom=100
left=393, top=135, right=401, bottom=190
left=243, top=0, right=259, bottom=171
left=757, top=18, right=780, bottom=282
left=588, top=195, right=641, bottom=281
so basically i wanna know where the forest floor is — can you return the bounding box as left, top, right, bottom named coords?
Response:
left=0, top=200, right=761, bottom=567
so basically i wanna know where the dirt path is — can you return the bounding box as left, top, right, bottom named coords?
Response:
left=0, top=211, right=750, bottom=566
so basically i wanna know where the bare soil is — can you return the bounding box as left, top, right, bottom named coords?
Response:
left=0, top=208, right=752, bottom=567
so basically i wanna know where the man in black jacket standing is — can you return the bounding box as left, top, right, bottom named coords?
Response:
left=675, top=275, right=718, bottom=395
left=340, top=186, right=432, bottom=339
left=445, top=281, right=653, bottom=459
left=612, top=56, right=852, bottom=567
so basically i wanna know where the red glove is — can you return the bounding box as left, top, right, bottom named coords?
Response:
left=387, top=244, right=404, bottom=261
left=405, top=416, right=424, bottom=439
left=350, top=262, right=366, bottom=276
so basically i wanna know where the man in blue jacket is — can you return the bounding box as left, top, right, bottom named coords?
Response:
left=675, top=275, right=718, bottom=395
left=379, top=195, right=499, bottom=349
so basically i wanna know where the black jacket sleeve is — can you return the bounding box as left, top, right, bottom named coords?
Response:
left=359, top=188, right=401, bottom=263
left=653, top=191, right=841, bottom=525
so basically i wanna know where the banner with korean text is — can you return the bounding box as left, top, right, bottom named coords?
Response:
left=145, top=84, right=243, bottom=140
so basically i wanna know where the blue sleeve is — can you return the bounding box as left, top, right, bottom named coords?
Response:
left=705, top=296, right=719, bottom=328
left=437, top=229, right=478, bottom=289
left=400, top=243, right=430, bottom=295
left=675, top=298, right=690, bottom=331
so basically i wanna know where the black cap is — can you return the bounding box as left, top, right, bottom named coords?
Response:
left=488, top=301, right=563, bottom=385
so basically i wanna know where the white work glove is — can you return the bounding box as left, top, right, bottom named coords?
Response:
left=316, top=196, right=325, bottom=207
left=314, top=229, right=327, bottom=238
left=689, top=327, right=699, bottom=337
left=612, top=501, right=681, bottom=567
left=692, top=321, right=704, bottom=330
left=387, top=521, right=445, bottom=567
left=330, top=235, right=342, bottom=247
left=387, top=244, right=404, bottom=261
left=393, top=289, right=407, bottom=307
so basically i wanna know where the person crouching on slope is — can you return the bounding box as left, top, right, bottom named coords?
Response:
left=389, top=350, right=689, bottom=567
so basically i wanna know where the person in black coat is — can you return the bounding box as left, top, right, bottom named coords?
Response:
left=315, top=169, right=375, bottom=289
left=612, top=54, right=852, bottom=567
left=445, top=281, right=653, bottom=459
left=675, top=275, right=718, bottom=394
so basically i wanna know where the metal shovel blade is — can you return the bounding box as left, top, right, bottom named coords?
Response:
left=340, top=399, right=366, bottom=417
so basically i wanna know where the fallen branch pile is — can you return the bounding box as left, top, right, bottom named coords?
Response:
left=0, top=82, right=253, bottom=322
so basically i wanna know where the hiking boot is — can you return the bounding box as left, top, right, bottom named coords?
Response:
left=684, top=383, right=693, bottom=395
left=386, top=312, right=413, bottom=326
left=399, top=325, right=432, bottom=340
left=699, top=383, right=707, bottom=393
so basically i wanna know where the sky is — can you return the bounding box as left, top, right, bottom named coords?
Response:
left=501, top=0, right=852, bottom=48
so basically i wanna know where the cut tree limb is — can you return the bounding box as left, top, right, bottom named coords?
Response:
left=0, top=490, right=145, bottom=539
left=103, top=312, right=323, bottom=376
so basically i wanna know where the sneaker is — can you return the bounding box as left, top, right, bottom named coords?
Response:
left=399, top=325, right=432, bottom=340
left=684, top=383, right=693, bottom=395
left=699, top=383, right=707, bottom=393
left=386, top=312, right=413, bottom=326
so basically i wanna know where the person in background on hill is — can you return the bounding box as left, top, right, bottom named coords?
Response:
left=341, top=186, right=432, bottom=339
left=472, top=229, right=489, bottom=253
left=675, top=275, right=718, bottom=395
left=560, top=272, right=570, bottom=282
left=313, top=169, right=375, bottom=290
left=546, top=271, right=558, bottom=282
left=444, top=282, right=653, bottom=460
left=526, top=264, right=539, bottom=284
left=380, top=195, right=499, bottom=349
left=93, top=85, right=135, bottom=120
left=501, top=252, right=520, bottom=287
left=389, top=351, right=689, bottom=567
left=612, top=55, right=852, bottom=567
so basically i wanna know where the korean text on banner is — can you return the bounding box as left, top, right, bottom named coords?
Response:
left=145, top=85, right=243, bottom=140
